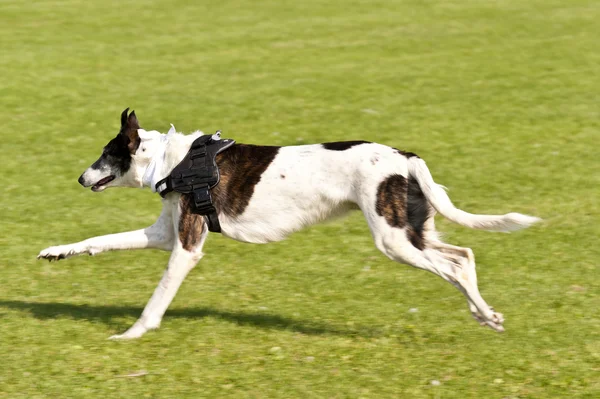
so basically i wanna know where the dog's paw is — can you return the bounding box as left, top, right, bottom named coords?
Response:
left=469, top=306, right=505, bottom=333
left=474, top=311, right=505, bottom=333
left=37, top=244, right=84, bottom=261
left=109, top=323, right=149, bottom=340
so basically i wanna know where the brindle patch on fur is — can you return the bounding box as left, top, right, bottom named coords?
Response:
left=376, top=174, right=432, bottom=250
left=322, top=141, right=371, bottom=151
left=211, top=144, right=280, bottom=217
left=406, top=176, right=432, bottom=250
left=179, top=195, right=207, bottom=251
left=376, top=174, right=408, bottom=228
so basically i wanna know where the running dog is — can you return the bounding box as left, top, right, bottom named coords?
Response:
left=38, top=109, right=540, bottom=339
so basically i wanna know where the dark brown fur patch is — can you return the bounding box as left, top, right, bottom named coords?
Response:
left=179, top=195, right=207, bottom=251
left=322, top=141, right=371, bottom=151
left=406, top=176, right=432, bottom=250
left=211, top=144, right=280, bottom=217
left=375, top=174, right=432, bottom=250
left=376, top=174, right=408, bottom=228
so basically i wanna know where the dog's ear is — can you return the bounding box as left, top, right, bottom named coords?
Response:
left=127, top=110, right=140, bottom=130
left=120, top=108, right=140, bottom=130
left=120, top=108, right=130, bottom=128
left=119, top=108, right=141, bottom=153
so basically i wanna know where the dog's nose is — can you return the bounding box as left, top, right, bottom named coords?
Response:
left=78, top=175, right=85, bottom=186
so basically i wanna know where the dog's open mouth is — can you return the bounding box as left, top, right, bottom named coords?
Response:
left=91, top=175, right=115, bottom=191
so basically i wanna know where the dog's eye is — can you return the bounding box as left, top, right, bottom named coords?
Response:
left=142, top=147, right=146, bottom=152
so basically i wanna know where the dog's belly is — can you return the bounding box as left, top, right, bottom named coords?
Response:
left=218, top=200, right=359, bottom=244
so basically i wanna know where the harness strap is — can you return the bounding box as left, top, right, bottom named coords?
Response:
left=156, top=133, right=235, bottom=233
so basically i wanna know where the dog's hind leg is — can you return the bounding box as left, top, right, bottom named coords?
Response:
left=37, top=203, right=174, bottom=261
left=364, top=173, right=504, bottom=332
left=109, top=196, right=208, bottom=340
left=371, top=225, right=505, bottom=332
left=427, top=240, right=504, bottom=328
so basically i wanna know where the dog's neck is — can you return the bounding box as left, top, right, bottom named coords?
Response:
left=140, top=127, right=205, bottom=192
left=140, top=129, right=170, bottom=192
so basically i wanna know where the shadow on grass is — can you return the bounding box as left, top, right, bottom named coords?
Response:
left=0, top=300, right=386, bottom=338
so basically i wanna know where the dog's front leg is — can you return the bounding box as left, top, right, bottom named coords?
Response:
left=37, top=204, right=174, bottom=261
left=110, top=199, right=208, bottom=340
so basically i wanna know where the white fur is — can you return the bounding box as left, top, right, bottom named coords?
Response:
left=39, top=127, right=541, bottom=339
left=141, top=125, right=173, bottom=191
left=407, top=157, right=542, bottom=232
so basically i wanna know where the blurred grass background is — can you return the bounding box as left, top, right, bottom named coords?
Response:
left=0, top=0, right=598, bottom=397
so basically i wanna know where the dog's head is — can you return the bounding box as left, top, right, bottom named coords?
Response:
left=78, top=108, right=160, bottom=191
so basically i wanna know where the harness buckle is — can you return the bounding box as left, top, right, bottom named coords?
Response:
left=192, top=185, right=216, bottom=214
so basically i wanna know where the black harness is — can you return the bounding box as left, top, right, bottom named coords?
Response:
left=155, top=132, right=235, bottom=233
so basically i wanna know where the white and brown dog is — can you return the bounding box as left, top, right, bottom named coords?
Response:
left=38, top=109, right=540, bottom=339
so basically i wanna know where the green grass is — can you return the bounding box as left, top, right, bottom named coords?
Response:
left=1, top=0, right=598, bottom=397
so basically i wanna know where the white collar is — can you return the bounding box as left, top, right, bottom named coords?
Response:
left=142, top=124, right=176, bottom=192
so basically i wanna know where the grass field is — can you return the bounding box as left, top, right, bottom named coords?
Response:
left=1, top=0, right=599, bottom=397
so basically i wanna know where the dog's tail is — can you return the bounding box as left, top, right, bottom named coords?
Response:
left=407, top=157, right=541, bottom=232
